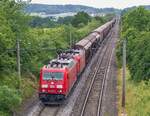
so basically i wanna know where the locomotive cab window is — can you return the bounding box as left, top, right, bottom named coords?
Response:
left=43, top=72, right=64, bottom=80
left=68, top=61, right=74, bottom=68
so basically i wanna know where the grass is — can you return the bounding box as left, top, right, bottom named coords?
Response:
left=0, top=73, right=38, bottom=116
left=118, top=68, right=150, bottom=116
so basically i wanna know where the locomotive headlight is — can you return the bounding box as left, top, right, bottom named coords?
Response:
left=57, top=85, right=63, bottom=89
left=42, top=84, right=48, bottom=88
left=57, top=90, right=62, bottom=93
left=42, top=89, right=46, bottom=92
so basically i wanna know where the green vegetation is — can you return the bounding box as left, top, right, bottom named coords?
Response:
left=71, top=11, right=91, bottom=27
left=0, top=86, right=21, bottom=116
left=30, top=16, right=58, bottom=28
left=57, top=16, right=74, bottom=25
left=117, top=7, right=150, bottom=81
left=0, top=0, right=113, bottom=115
left=117, top=6, right=150, bottom=116
left=25, top=4, right=121, bottom=14
left=118, top=69, right=150, bottom=116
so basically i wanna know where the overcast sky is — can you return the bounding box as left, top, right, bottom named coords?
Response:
left=31, top=0, right=150, bottom=9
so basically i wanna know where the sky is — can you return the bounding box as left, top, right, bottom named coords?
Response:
left=31, top=0, right=150, bottom=9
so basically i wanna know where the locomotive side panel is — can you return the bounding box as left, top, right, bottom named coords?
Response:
left=67, top=62, right=77, bottom=95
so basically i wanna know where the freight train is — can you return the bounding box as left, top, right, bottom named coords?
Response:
left=39, top=19, right=116, bottom=104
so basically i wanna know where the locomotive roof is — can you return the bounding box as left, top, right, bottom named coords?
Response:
left=59, top=49, right=84, bottom=58
left=45, top=58, right=76, bottom=69
left=44, top=48, right=84, bottom=70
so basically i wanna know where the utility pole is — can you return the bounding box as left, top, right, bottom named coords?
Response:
left=122, top=39, right=126, bottom=115
left=69, top=23, right=73, bottom=49
left=16, top=39, right=21, bottom=89
left=70, top=31, right=72, bottom=48
left=54, top=40, right=58, bottom=55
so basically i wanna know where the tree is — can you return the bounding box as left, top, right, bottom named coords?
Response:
left=57, top=16, right=74, bottom=25
left=0, top=0, right=30, bottom=72
left=122, top=7, right=150, bottom=32
left=71, top=11, right=91, bottom=27
left=94, top=16, right=104, bottom=23
left=29, top=16, right=58, bottom=28
left=118, top=7, right=150, bottom=81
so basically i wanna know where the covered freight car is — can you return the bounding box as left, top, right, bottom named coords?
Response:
left=74, top=19, right=115, bottom=61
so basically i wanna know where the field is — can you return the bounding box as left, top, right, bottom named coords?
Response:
left=118, top=68, right=150, bottom=116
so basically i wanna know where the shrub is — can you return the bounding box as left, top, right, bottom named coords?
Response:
left=0, top=86, right=22, bottom=113
left=117, top=7, right=150, bottom=81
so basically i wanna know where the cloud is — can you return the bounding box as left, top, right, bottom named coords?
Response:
left=31, top=0, right=150, bottom=9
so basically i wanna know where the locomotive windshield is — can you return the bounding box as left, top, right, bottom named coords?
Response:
left=43, top=72, right=64, bottom=80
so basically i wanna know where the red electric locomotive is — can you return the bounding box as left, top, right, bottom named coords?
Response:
left=39, top=49, right=85, bottom=104
left=39, top=58, right=77, bottom=104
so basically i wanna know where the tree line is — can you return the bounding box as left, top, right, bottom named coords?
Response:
left=30, top=11, right=109, bottom=28
left=117, top=7, right=150, bottom=81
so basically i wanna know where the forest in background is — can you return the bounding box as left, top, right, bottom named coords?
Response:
left=0, top=0, right=113, bottom=115
left=25, top=4, right=121, bottom=14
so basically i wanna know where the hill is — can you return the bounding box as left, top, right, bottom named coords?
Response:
left=143, top=5, right=150, bottom=10
left=25, top=4, right=121, bottom=15
left=122, top=5, right=150, bottom=13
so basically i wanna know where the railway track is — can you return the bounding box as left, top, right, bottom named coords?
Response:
left=38, top=105, right=60, bottom=116
left=71, top=22, right=117, bottom=116
left=79, top=32, right=114, bottom=116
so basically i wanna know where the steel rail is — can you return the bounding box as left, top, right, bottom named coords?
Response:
left=97, top=45, right=115, bottom=116
left=39, top=106, right=60, bottom=116
left=80, top=35, right=113, bottom=116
